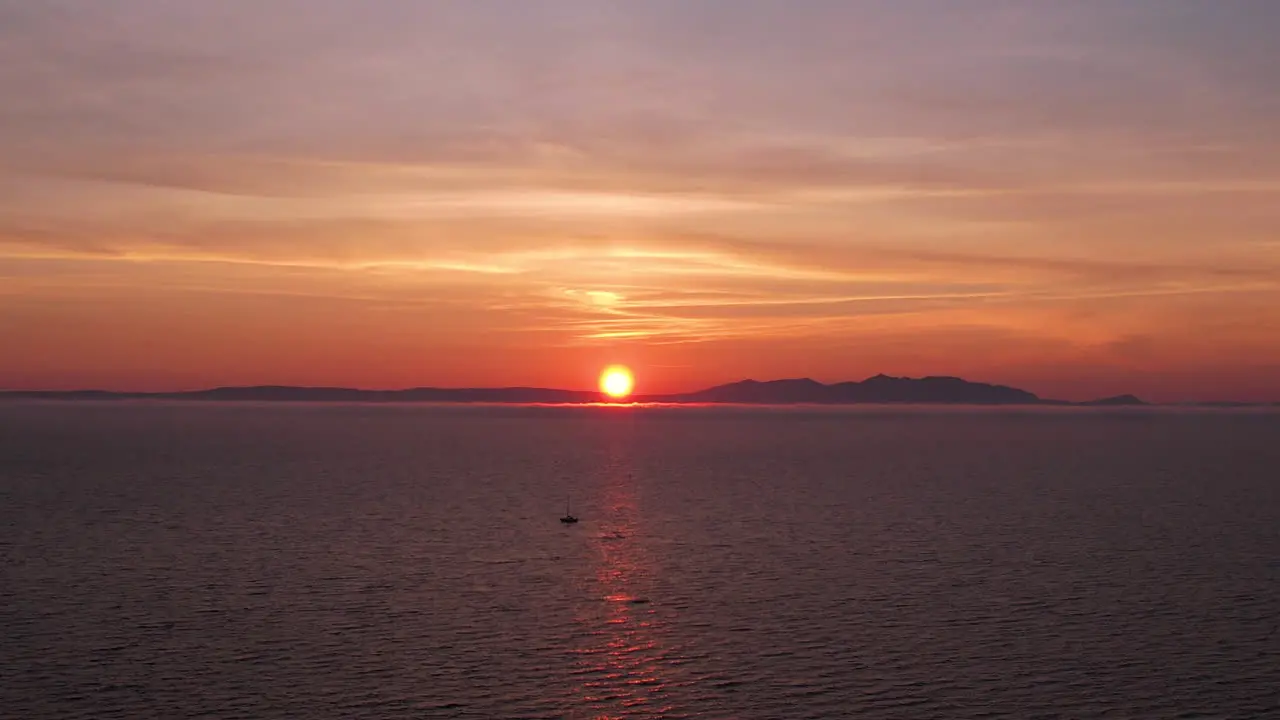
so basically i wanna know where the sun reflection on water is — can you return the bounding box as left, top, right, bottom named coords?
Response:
left=568, top=441, right=677, bottom=719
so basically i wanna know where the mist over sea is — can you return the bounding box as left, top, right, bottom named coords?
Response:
left=2, top=403, right=1277, bottom=719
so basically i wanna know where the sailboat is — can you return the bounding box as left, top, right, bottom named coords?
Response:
left=560, top=496, right=579, bottom=524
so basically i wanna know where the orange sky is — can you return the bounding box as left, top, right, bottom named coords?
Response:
left=2, top=2, right=1279, bottom=402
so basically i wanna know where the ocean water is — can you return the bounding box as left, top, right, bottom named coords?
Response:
left=1, top=402, right=1277, bottom=719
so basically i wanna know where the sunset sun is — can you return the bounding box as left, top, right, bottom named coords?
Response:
left=599, top=365, right=635, bottom=400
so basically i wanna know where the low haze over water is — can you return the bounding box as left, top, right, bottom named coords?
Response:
left=2, top=403, right=1277, bottom=719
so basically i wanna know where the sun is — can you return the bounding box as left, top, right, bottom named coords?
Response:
left=599, top=365, right=635, bottom=400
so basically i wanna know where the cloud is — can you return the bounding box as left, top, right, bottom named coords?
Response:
left=2, top=1, right=1279, bottom=397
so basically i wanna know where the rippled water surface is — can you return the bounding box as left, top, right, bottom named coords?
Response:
left=2, top=403, right=1278, bottom=719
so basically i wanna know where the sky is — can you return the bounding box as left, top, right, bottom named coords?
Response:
left=2, top=0, right=1279, bottom=401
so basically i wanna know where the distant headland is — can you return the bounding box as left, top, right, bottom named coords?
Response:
left=6, top=375, right=1277, bottom=406
left=0, top=374, right=1169, bottom=405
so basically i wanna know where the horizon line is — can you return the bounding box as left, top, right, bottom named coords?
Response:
left=0, top=373, right=1067, bottom=395
left=1, top=377, right=1276, bottom=406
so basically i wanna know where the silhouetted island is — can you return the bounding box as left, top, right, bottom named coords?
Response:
left=657, top=375, right=1040, bottom=404
left=1078, top=394, right=1148, bottom=407
left=0, top=374, right=1178, bottom=406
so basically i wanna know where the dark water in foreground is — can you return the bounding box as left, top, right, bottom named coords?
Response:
left=2, top=403, right=1278, bottom=719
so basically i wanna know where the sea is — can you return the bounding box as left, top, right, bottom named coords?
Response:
left=1, top=402, right=1277, bottom=719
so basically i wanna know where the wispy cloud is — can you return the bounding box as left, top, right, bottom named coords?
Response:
left=2, top=0, right=1279, bottom=398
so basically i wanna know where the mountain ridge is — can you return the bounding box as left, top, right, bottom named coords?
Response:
left=0, top=374, right=1170, bottom=405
